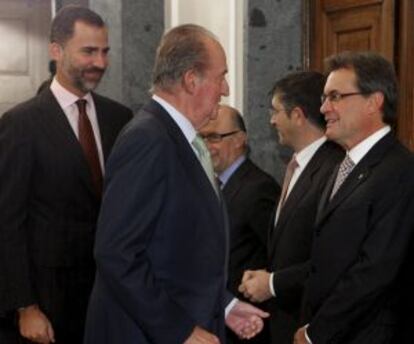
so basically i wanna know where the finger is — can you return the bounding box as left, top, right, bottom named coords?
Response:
left=241, top=270, right=254, bottom=283
left=47, top=323, right=55, bottom=343
left=208, top=333, right=220, bottom=344
left=200, top=330, right=220, bottom=344
left=248, top=307, right=270, bottom=318
left=35, top=333, right=50, bottom=344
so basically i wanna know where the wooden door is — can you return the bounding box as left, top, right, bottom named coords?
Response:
left=309, top=0, right=395, bottom=70
left=307, top=0, right=414, bottom=150
left=396, top=0, right=414, bottom=149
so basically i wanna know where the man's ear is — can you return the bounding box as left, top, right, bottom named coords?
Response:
left=49, top=42, right=62, bottom=61
left=235, top=131, right=247, bottom=149
left=182, top=69, right=199, bottom=94
left=291, top=106, right=306, bottom=125
left=367, top=91, right=384, bottom=115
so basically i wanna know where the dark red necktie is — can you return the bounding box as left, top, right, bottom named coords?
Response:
left=76, top=99, right=103, bottom=197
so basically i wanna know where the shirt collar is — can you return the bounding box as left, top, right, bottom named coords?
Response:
left=50, top=77, right=93, bottom=109
left=152, top=94, right=197, bottom=144
left=347, top=126, right=391, bottom=165
left=295, top=136, right=327, bottom=169
left=219, top=155, right=246, bottom=187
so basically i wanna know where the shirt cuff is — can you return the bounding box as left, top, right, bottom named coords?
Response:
left=269, top=272, right=276, bottom=297
left=225, top=298, right=239, bottom=318
left=305, top=324, right=313, bottom=344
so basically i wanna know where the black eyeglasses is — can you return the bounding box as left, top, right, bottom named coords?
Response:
left=201, top=130, right=240, bottom=143
left=321, top=91, right=369, bottom=104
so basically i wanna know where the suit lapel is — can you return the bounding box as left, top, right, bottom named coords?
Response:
left=316, top=133, right=395, bottom=226
left=36, top=90, right=98, bottom=198
left=143, top=100, right=225, bottom=229
left=93, top=93, right=112, bottom=161
left=315, top=165, right=338, bottom=225
left=269, top=143, right=328, bottom=255
left=222, top=159, right=250, bottom=203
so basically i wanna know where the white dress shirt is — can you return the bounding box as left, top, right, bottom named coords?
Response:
left=347, top=126, right=391, bottom=165
left=152, top=94, right=198, bottom=145
left=50, top=78, right=104, bottom=171
left=269, top=136, right=327, bottom=297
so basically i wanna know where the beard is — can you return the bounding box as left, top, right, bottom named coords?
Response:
left=72, top=66, right=105, bottom=93
left=61, top=55, right=106, bottom=94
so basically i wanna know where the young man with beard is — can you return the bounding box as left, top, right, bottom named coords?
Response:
left=0, top=6, right=132, bottom=344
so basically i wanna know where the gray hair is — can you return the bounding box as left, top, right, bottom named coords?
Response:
left=151, top=24, right=218, bottom=92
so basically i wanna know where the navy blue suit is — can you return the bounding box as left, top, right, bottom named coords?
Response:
left=84, top=100, right=229, bottom=344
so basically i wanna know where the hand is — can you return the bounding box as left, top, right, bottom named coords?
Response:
left=226, top=300, right=269, bottom=339
left=239, top=269, right=272, bottom=302
left=183, top=326, right=220, bottom=344
left=293, top=326, right=309, bottom=344
left=18, top=305, right=55, bottom=343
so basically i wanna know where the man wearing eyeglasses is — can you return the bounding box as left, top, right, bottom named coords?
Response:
left=294, top=52, right=414, bottom=344
left=238, top=71, right=344, bottom=344
left=200, top=104, right=280, bottom=343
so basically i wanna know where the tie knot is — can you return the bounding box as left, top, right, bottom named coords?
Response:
left=330, top=154, right=355, bottom=199
left=341, top=154, right=355, bottom=170
left=287, top=154, right=298, bottom=171
left=76, top=99, right=87, bottom=115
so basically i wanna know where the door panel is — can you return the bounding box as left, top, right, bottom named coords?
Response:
left=0, top=0, right=51, bottom=116
left=310, top=0, right=394, bottom=70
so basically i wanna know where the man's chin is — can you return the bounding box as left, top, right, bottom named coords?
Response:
left=81, top=80, right=100, bottom=92
left=325, top=128, right=337, bottom=141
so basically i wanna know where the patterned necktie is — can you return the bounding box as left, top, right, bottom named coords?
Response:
left=279, top=155, right=298, bottom=207
left=76, top=99, right=103, bottom=197
left=192, top=134, right=219, bottom=194
left=330, top=154, right=355, bottom=199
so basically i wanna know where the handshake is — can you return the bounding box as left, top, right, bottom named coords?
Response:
left=225, top=269, right=274, bottom=340
left=185, top=269, right=272, bottom=344
left=184, top=298, right=269, bottom=344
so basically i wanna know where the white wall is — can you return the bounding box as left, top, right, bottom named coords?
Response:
left=0, top=0, right=51, bottom=115
left=164, top=0, right=245, bottom=112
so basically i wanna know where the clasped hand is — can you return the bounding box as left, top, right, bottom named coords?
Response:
left=238, top=269, right=272, bottom=303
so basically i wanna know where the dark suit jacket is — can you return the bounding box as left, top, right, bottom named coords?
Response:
left=303, top=133, right=414, bottom=344
left=268, top=140, right=344, bottom=344
left=84, top=100, right=229, bottom=344
left=224, top=158, right=280, bottom=297
left=0, top=89, right=132, bottom=343
left=223, top=158, right=280, bottom=344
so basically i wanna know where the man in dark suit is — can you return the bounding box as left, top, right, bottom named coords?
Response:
left=0, top=6, right=132, bottom=344
left=294, top=52, right=414, bottom=344
left=200, top=105, right=281, bottom=343
left=84, top=24, right=268, bottom=344
left=239, top=71, right=344, bottom=344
